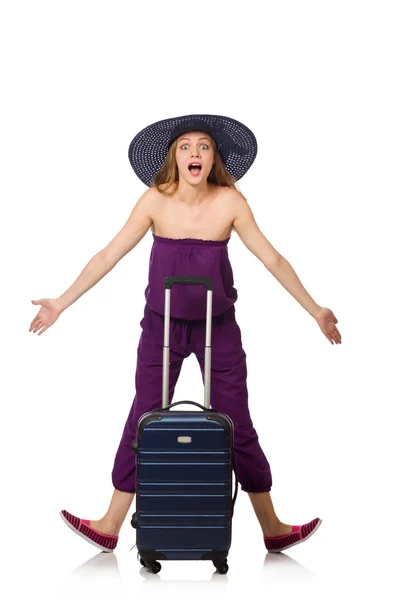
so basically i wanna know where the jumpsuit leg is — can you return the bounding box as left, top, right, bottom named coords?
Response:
left=192, top=306, right=273, bottom=493
left=111, top=306, right=190, bottom=493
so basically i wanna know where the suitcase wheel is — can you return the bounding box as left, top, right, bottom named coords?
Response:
left=213, top=561, right=228, bottom=574
left=142, top=559, right=161, bottom=574
left=131, top=512, right=137, bottom=528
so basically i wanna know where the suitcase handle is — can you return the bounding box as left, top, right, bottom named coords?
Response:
left=162, top=277, right=213, bottom=409
left=164, top=276, right=213, bottom=291
left=155, top=400, right=219, bottom=413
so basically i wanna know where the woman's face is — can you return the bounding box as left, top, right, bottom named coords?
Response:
left=175, top=130, right=215, bottom=183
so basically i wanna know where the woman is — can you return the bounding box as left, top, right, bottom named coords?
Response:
left=29, top=114, right=341, bottom=554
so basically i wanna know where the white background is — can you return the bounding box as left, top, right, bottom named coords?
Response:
left=1, top=1, right=396, bottom=598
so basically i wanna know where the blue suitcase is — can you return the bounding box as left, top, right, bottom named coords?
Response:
left=131, top=276, right=238, bottom=574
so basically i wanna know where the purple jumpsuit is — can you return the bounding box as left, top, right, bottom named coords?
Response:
left=111, top=234, right=273, bottom=494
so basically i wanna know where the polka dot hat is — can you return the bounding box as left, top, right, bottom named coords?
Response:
left=128, top=113, right=258, bottom=187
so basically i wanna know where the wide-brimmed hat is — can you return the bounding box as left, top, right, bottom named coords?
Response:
left=128, top=113, right=258, bottom=187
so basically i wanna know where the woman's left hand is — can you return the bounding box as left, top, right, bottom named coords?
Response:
left=314, top=307, right=342, bottom=345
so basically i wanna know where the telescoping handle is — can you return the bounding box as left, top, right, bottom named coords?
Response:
left=162, top=276, right=213, bottom=409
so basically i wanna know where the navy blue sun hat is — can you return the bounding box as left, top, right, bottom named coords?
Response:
left=128, top=113, right=258, bottom=187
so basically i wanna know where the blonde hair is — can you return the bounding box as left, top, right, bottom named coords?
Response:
left=151, top=133, right=240, bottom=194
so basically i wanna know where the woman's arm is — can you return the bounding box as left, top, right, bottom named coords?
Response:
left=100, top=188, right=154, bottom=265
left=57, top=189, right=154, bottom=311
left=231, top=191, right=321, bottom=319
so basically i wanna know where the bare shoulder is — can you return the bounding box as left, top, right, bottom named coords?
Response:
left=147, top=183, right=177, bottom=207
left=220, top=187, right=261, bottom=235
left=217, top=186, right=247, bottom=204
left=224, top=188, right=282, bottom=267
left=216, top=186, right=250, bottom=218
left=139, top=185, right=160, bottom=205
left=135, top=185, right=164, bottom=215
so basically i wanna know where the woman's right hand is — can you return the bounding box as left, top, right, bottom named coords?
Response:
left=29, top=298, right=64, bottom=336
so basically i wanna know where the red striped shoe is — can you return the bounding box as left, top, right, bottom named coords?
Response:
left=60, top=510, right=118, bottom=552
left=264, top=518, right=322, bottom=553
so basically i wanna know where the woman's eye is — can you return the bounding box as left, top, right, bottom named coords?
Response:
left=180, top=144, right=209, bottom=149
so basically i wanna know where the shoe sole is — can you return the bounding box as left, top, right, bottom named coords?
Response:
left=267, top=518, right=322, bottom=553
left=59, top=511, right=115, bottom=553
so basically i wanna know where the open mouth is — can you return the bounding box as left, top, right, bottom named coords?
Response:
left=188, top=165, right=202, bottom=176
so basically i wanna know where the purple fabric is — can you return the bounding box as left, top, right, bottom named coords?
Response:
left=111, top=302, right=273, bottom=495
left=144, top=234, right=238, bottom=320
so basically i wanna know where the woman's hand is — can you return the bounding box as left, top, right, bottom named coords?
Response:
left=29, top=298, right=63, bottom=336
left=314, top=307, right=342, bottom=345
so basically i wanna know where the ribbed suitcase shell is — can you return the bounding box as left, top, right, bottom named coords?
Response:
left=135, top=408, right=234, bottom=561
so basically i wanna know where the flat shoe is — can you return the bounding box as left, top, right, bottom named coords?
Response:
left=60, top=509, right=118, bottom=552
left=264, top=518, right=322, bottom=553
